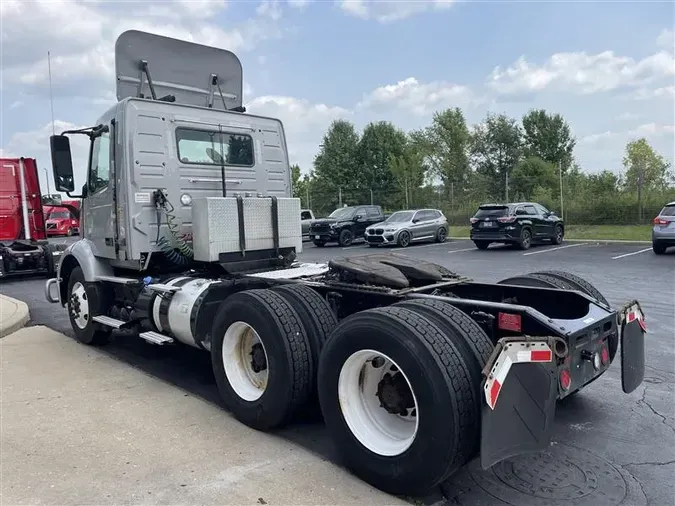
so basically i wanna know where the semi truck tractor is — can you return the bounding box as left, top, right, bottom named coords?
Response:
left=44, top=30, right=647, bottom=496
left=0, top=157, right=65, bottom=277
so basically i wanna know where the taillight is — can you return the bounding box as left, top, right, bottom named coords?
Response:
left=600, top=344, right=609, bottom=366
left=653, top=217, right=668, bottom=225
left=497, top=216, right=516, bottom=223
left=559, top=368, right=572, bottom=391
left=470, top=217, right=478, bottom=224
left=498, top=312, right=522, bottom=332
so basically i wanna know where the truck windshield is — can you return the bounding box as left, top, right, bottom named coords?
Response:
left=385, top=211, right=414, bottom=223
left=329, top=208, right=355, bottom=220
left=49, top=211, right=71, bottom=219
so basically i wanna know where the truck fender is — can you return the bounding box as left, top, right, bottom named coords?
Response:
left=56, top=239, right=114, bottom=304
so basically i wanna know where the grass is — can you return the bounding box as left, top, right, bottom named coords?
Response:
left=449, top=224, right=652, bottom=242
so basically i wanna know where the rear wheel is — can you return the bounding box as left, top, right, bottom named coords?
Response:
left=552, top=225, right=564, bottom=245
left=66, top=266, right=112, bottom=346
left=653, top=241, right=667, bottom=254
left=435, top=227, right=448, bottom=243
left=211, top=289, right=313, bottom=430
left=397, top=230, right=411, bottom=248
left=318, top=306, right=476, bottom=495
left=338, top=229, right=353, bottom=247
left=474, top=240, right=490, bottom=250
left=516, top=228, right=532, bottom=250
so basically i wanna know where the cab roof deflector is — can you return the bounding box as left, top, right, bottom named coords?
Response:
left=114, top=30, right=244, bottom=111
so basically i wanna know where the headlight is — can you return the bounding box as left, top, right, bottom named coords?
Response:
left=385, top=228, right=396, bottom=232
left=180, top=193, right=192, bottom=206
left=330, top=223, right=340, bottom=228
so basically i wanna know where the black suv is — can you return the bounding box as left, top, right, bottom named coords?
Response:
left=470, top=202, right=564, bottom=250
left=309, top=205, right=385, bottom=247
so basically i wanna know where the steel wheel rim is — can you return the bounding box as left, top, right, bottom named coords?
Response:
left=222, top=321, right=269, bottom=401
left=70, top=282, right=90, bottom=329
left=337, top=349, right=419, bottom=456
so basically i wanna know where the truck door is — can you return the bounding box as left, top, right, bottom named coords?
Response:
left=84, top=122, right=116, bottom=259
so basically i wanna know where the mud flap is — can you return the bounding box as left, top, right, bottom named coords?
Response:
left=619, top=301, right=646, bottom=394
left=479, top=338, right=560, bottom=470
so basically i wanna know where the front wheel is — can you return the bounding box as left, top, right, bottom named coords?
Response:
left=318, top=306, right=476, bottom=495
left=397, top=230, right=411, bottom=248
left=338, top=229, right=353, bottom=247
left=551, top=225, right=564, bottom=245
left=66, top=266, right=112, bottom=345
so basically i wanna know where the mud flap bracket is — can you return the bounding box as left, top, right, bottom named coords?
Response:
left=479, top=336, right=563, bottom=470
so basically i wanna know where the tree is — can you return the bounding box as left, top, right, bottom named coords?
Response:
left=388, top=141, right=427, bottom=208
left=356, top=121, right=407, bottom=205
left=622, top=138, right=672, bottom=220
left=412, top=107, right=471, bottom=199
left=521, top=109, right=576, bottom=172
left=470, top=112, right=523, bottom=201
left=510, top=156, right=557, bottom=200
left=312, top=119, right=361, bottom=209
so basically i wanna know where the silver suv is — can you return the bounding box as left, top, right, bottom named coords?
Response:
left=652, top=201, right=675, bottom=254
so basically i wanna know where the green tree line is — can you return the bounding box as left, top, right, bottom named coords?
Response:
left=291, top=108, right=675, bottom=225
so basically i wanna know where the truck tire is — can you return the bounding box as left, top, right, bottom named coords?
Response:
left=392, top=299, right=493, bottom=457
left=317, top=306, right=475, bottom=495
left=497, top=272, right=572, bottom=291
left=66, top=266, right=113, bottom=346
left=271, top=284, right=337, bottom=396
left=532, top=270, right=610, bottom=308
left=211, top=289, right=313, bottom=431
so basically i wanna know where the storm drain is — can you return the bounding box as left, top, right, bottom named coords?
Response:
left=469, top=444, right=628, bottom=505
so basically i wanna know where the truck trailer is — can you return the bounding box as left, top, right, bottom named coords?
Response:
left=44, top=30, right=646, bottom=496
left=0, top=157, right=65, bottom=278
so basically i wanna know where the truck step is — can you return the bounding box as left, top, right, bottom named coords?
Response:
left=92, top=315, right=127, bottom=329
left=139, top=331, right=174, bottom=345
left=95, top=275, right=139, bottom=285
left=146, top=283, right=182, bottom=293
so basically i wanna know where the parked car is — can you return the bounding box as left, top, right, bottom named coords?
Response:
left=470, top=202, right=564, bottom=250
left=300, top=209, right=315, bottom=238
left=309, top=205, right=384, bottom=247
left=652, top=201, right=675, bottom=254
left=365, top=209, right=448, bottom=248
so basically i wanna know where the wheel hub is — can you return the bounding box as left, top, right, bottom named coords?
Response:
left=376, top=372, right=415, bottom=416
left=250, top=342, right=267, bottom=373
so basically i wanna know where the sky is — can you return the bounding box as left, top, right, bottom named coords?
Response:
left=1, top=0, right=674, bottom=194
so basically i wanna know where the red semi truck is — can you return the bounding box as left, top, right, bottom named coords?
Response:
left=0, top=157, right=65, bottom=277
left=43, top=199, right=81, bottom=237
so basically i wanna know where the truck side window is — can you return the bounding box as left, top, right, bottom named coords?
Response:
left=89, top=131, right=111, bottom=194
left=366, top=207, right=380, bottom=217
left=301, top=211, right=312, bottom=220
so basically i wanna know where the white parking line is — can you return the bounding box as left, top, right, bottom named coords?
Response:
left=447, top=247, right=477, bottom=253
left=522, top=243, right=587, bottom=256
left=612, top=248, right=652, bottom=260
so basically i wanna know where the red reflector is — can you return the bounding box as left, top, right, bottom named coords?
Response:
left=498, top=312, right=522, bottom=332
left=560, top=368, right=572, bottom=391
left=531, top=349, right=552, bottom=362
left=489, top=379, right=502, bottom=409
left=600, top=345, right=609, bottom=366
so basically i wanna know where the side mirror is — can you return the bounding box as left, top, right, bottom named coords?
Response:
left=412, top=218, right=420, bottom=223
left=50, top=135, right=75, bottom=193
left=354, top=214, right=363, bottom=220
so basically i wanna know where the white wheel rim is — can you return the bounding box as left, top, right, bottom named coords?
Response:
left=71, top=282, right=89, bottom=329
left=338, top=349, right=419, bottom=457
left=222, top=321, right=269, bottom=401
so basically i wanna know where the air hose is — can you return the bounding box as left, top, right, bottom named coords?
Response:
left=153, top=190, right=193, bottom=266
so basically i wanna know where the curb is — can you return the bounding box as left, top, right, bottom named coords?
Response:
left=0, top=294, right=30, bottom=338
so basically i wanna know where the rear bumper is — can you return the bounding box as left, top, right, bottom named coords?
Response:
left=652, top=228, right=675, bottom=244
left=470, top=229, right=518, bottom=242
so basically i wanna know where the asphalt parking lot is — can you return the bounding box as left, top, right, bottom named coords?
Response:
left=1, top=237, right=673, bottom=505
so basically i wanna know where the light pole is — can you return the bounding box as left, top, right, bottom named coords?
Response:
left=43, top=168, right=51, bottom=195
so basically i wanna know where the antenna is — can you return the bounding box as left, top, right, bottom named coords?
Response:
left=47, top=51, right=55, bottom=135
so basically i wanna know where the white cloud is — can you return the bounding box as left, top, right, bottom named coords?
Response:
left=488, top=49, right=675, bottom=96
left=288, top=0, right=311, bottom=8
left=657, top=28, right=674, bottom=50
left=357, top=77, right=477, bottom=116
left=580, top=122, right=675, bottom=146
left=339, top=0, right=454, bottom=23
left=1, top=0, right=287, bottom=96
left=633, top=85, right=675, bottom=100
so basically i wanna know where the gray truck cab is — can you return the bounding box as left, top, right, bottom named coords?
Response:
left=49, top=30, right=295, bottom=280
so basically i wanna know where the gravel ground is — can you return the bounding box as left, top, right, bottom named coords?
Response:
left=1, top=237, right=673, bottom=505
